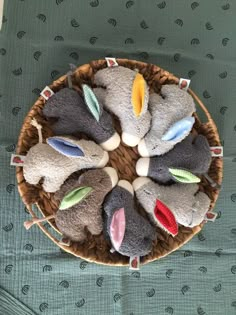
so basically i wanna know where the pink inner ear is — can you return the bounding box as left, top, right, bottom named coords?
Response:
left=110, top=208, right=126, bottom=251
left=154, top=199, right=178, bottom=236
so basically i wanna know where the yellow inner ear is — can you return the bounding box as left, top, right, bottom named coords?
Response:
left=132, top=73, right=145, bottom=117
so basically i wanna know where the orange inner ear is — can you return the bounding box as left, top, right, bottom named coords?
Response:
left=132, top=73, right=145, bottom=117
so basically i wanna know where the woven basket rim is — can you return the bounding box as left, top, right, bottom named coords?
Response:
left=16, top=58, right=223, bottom=266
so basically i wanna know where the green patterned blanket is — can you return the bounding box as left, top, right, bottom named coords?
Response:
left=0, top=1, right=236, bottom=314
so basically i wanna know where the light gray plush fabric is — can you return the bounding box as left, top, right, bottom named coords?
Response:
left=23, top=137, right=107, bottom=193
left=137, top=134, right=211, bottom=184
left=138, top=85, right=196, bottom=156
left=54, top=169, right=114, bottom=242
left=43, top=87, right=116, bottom=145
left=103, top=181, right=156, bottom=257
left=94, top=66, right=151, bottom=146
left=133, top=178, right=211, bottom=229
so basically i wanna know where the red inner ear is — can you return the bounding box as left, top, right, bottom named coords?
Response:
left=154, top=199, right=178, bottom=236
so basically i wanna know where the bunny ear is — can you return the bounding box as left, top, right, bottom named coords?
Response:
left=47, top=137, right=85, bottom=157
left=82, top=84, right=101, bottom=121
left=154, top=199, right=178, bottom=236
left=59, top=186, right=93, bottom=210
left=131, top=73, right=146, bottom=117
left=110, top=208, right=126, bottom=251
left=169, top=168, right=201, bottom=183
left=161, top=116, right=195, bottom=141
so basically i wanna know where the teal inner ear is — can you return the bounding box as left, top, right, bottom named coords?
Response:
left=47, top=137, right=84, bottom=157
left=162, top=116, right=195, bottom=141
left=59, top=186, right=93, bottom=210
left=82, top=84, right=100, bottom=121
left=169, top=168, right=201, bottom=183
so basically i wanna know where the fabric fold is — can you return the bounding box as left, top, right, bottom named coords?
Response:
left=0, top=287, right=36, bottom=315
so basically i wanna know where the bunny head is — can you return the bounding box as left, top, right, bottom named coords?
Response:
left=54, top=167, right=118, bottom=242
left=82, top=85, right=120, bottom=150
left=121, top=111, right=151, bottom=148
left=94, top=66, right=151, bottom=147
left=43, top=87, right=79, bottom=118
left=43, top=85, right=120, bottom=151
left=136, top=134, right=211, bottom=185
left=55, top=167, right=118, bottom=209
left=136, top=157, right=174, bottom=185
left=103, top=180, right=156, bottom=257
left=133, top=177, right=211, bottom=235
left=138, top=85, right=196, bottom=157
left=73, top=167, right=118, bottom=192
left=47, top=136, right=109, bottom=167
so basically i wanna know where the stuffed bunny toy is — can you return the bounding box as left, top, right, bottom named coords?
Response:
left=24, top=168, right=118, bottom=243
left=93, top=66, right=151, bottom=147
left=138, top=84, right=196, bottom=157
left=133, top=177, right=211, bottom=236
left=23, top=119, right=109, bottom=193
left=43, top=85, right=120, bottom=151
left=136, top=134, right=212, bottom=185
left=103, top=180, right=156, bottom=257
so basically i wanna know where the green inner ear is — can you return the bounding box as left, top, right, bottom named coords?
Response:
left=169, top=168, right=201, bottom=183
left=82, top=84, right=100, bottom=121
left=59, top=186, right=93, bottom=210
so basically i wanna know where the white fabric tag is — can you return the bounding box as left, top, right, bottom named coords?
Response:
left=210, top=146, right=223, bottom=157
left=129, top=256, right=140, bottom=270
left=40, top=86, right=55, bottom=100
left=105, top=57, right=118, bottom=67
left=204, top=212, right=217, bottom=222
left=59, top=237, right=71, bottom=247
left=10, top=154, right=26, bottom=166
left=179, top=78, right=191, bottom=91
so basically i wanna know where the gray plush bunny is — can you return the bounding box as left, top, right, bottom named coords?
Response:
left=23, top=119, right=109, bottom=193
left=103, top=180, right=156, bottom=257
left=133, top=177, right=211, bottom=236
left=138, top=84, right=196, bottom=157
left=94, top=66, right=151, bottom=147
left=136, top=134, right=211, bottom=184
left=43, top=85, right=120, bottom=151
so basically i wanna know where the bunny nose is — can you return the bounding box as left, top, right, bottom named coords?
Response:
left=132, top=177, right=151, bottom=191
left=138, top=139, right=149, bottom=157
left=122, top=132, right=141, bottom=147
left=136, top=158, right=150, bottom=176
left=117, top=180, right=134, bottom=195
left=103, top=167, right=118, bottom=188
left=100, top=132, right=120, bottom=151
left=97, top=151, right=109, bottom=167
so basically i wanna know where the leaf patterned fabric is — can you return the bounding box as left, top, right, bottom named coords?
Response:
left=0, top=0, right=236, bottom=314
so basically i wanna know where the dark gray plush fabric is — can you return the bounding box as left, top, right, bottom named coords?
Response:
left=43, top=87, right=116, bottom=145
left=103, top=182, right=156, bottom=257
left=54, top=169, right=115, bottom=242
left=137, top=134, right=211, bottom=185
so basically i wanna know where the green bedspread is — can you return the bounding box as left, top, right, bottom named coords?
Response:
left=0, top=1, right=236, bottom=314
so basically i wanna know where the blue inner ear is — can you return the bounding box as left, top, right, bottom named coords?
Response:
left=47, top=138, right=84, bottom=157
left=162, top=116, right=195, bottom=141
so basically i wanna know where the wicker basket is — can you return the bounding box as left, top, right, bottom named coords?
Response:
left=16, top=59, right=223, bottom=266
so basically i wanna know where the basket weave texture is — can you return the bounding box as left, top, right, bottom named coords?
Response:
left=16, top=59, right=223, bottom=266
